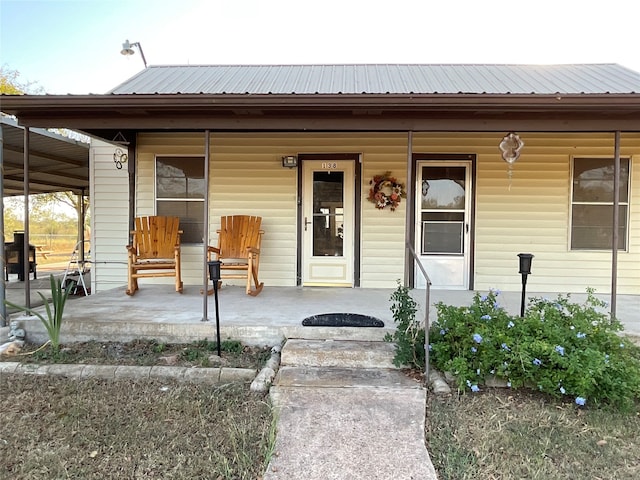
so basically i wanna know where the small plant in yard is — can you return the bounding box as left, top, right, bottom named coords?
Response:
left=4, top=274, right=70, bottom=352
left=384, top=281, right=425, bottom=370
left=430, top=288, right=640, bottom=409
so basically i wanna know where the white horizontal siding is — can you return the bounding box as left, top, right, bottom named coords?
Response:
left=89, top=140, right=129, bottom=292
left=112, top=132, right=640, bottom=295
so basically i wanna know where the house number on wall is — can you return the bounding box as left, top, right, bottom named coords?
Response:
left=322, top=162, right=338, bottom=169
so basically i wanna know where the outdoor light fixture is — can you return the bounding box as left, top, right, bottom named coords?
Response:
left=120, top=39, right=148, bottom=68
left=282, top=155, right=298, bottom=168
left=517, top=253, right=534, bottom=317
left=499, top=132, right=524, bottom=187
left=207, top=260, right=222, bottom=356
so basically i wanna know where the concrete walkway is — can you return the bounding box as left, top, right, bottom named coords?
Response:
left=263, top=340, right=437, bottom=480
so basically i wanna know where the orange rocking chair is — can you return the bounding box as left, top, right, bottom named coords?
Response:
left=207, top=215, right=264, bottom=296
left=126, top=216, right=183, bottom=295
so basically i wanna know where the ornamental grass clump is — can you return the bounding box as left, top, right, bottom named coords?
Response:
left=5, top=274, right=70, bottom=352
left=430, top=288, right=640, bottom=409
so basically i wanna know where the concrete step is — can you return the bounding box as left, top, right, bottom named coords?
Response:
left=280, top=338, right=396, bottom=369
left=274, top=365, right=421, bottom=389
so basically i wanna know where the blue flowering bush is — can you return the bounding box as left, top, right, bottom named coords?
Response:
left=430, top=288, right=640, bottom=409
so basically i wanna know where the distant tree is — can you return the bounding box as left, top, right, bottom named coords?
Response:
left=1, top=67, right=89, bottom=246
left=0, top=64, right=43, bottom=94
left=3, top=203, right=24, bottom=241
left=29, top=192, right=90, bottom=243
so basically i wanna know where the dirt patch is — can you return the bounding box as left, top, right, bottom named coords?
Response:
left=1, top=339, right=273, bottom=370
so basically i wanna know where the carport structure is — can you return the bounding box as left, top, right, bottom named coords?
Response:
left=0, top=115, right=90, bottom=325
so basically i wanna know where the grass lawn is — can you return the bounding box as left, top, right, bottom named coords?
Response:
left=426, top=388, right=640, bottom=479
left=0, top=375, right=275, bottom=480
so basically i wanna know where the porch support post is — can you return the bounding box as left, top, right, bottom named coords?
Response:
left=404, top=131, right=414, bottom=287
left=23, top=127, right=31, bottom=309
left=0, top=124, right=5, bottom=326
left=611, top=131, right=620, bottom=319
left=127, top=135, right=137, bottom=241
left=202, top=130, right=211, bottom=321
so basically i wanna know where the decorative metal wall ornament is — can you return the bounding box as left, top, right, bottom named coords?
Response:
left=499, top=132, right=524, bottom=188
left=113, top=148, right=128, bottom=170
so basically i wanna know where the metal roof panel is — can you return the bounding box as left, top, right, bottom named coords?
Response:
left=107, top=64, right=640, bottom=95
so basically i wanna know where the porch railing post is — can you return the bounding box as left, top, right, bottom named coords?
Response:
left=406, top=242, right=431, bottom=387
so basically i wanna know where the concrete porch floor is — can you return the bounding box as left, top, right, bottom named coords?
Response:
left=5, top=278, right=640, bottom=347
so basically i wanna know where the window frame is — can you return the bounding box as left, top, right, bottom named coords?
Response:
left=154, top=155, right=206, bottom=245
left=569, top=156, right=631, bottom=251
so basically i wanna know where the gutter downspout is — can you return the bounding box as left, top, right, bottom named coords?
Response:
left=404, top=131, right=414, bottom=287
left=611, top=131, right=620, bottom=319
left=202, top=130, right=210, bottom=321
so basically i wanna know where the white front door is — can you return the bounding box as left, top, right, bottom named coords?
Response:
left=415, top=162, right=472, bottom=289
left=302, top=159, right=355, bottom=286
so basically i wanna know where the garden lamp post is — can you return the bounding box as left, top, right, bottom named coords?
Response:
left=207, top=260, right=222, bottom=356
left=517, top=253, right=534, bottom=317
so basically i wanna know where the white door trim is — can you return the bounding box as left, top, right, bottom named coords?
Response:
left=302, top=159, right=355, bottom=286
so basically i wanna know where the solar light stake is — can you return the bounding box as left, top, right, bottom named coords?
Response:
left=208, top=260, right=222, bottom=356
left=517, top=253, right=534, bottom=317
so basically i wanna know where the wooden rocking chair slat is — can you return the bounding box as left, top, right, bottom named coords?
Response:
left=126, top=216, right=183, bottom=296
left=206, top=215, right=264, bottom=296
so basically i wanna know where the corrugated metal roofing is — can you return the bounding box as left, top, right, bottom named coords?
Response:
left=108, top=64, right=640, bottom=95
left=1, top=116, right=89, bottom=196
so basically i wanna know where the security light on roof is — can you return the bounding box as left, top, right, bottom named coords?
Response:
left=120, top=39, right=147, bottom=68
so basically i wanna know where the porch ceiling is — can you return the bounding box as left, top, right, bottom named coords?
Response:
left=1, top=116, right=89, bottom=196
left=2, top=93, right=640, bottom=136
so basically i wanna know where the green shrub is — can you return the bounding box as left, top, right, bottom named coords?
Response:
left=221, top=340, right=244, bottom=354
left=430, top=288, right=640, bottom=409
left=384, top=281, right=426, bottom=370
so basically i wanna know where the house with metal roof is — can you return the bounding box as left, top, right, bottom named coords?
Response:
left=2, top=63, right=640, bottom=317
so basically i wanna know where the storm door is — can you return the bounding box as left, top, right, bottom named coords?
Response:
left=416, top=162, right=472, bottom=289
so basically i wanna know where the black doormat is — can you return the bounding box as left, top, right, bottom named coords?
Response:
left=302, top=313, right=384, bottom=327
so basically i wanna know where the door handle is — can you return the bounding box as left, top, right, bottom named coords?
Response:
left=304, top=217, right=312, bottom=231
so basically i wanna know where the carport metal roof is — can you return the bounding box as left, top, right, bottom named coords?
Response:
left=1, top=116, right=89, bottom=196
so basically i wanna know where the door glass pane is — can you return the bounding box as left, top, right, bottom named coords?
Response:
left=422, top=221, right=464, bottom=254
left=420, top=166, right=466, bottom=255
left=312, top=171, right=344, bottom=256
left=421, top=167, right=466, bottom=209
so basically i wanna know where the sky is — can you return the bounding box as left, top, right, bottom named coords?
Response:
left=1, top=0, right=640, bottom=95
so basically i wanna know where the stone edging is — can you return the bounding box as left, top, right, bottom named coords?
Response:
left=0, top=362, right=256, bottom=384
left=251, top=347, right=282, bottom=394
